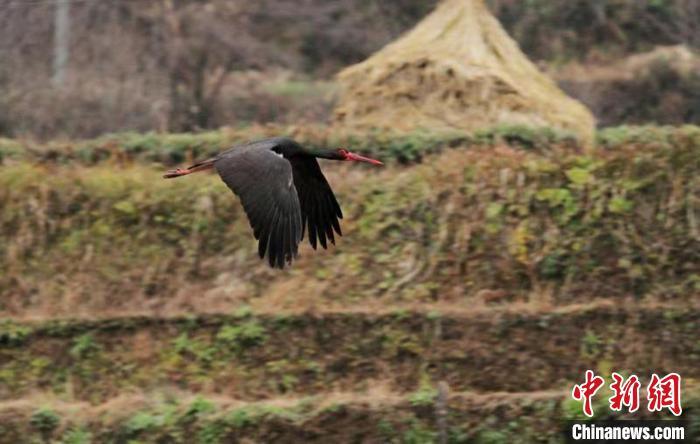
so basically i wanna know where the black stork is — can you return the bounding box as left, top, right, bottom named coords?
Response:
left=163, top=137, right=383, bottom=268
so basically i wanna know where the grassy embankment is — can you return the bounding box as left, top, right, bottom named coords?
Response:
left=1, top=124, right=699, bottom=316
left=1, top=124, right=699, bottom=442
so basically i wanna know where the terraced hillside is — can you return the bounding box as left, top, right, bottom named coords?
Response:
left=1, top=126, right=699, bottom=442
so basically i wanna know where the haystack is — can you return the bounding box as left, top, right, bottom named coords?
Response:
left=333, top=0, right=595, bottom=144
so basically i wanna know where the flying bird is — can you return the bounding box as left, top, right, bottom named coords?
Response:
left=164, top=137, right=383, bottom=268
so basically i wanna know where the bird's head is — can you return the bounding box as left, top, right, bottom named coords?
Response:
left=336, top=148, right=384, bottom=166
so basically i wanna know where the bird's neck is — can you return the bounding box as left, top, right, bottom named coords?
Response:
left=309, top=148, right=343, bottom=160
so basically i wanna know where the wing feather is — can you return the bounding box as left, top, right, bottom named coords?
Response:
left=214, top=143, right=302, bottom=268
left=289, top=157, right=343, bottom=251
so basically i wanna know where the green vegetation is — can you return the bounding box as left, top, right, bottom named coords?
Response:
left=408, top=385, right=438, bottom=407
left=70, top=334, right=100, bottom=359
left=4, top=123, right=684, bottom=167
left=2, top=125, right=699, bottom=314
left=61, top=428, right=92, bottom=444
left=3, top=123, right=698, bottom=167
left=0, top=124, right=470, bottom=166
left=29, top=407, right=61, bottom=442
left=0, top=320, right=32, bottom=346
left=216, top=320, right=267, bottom=351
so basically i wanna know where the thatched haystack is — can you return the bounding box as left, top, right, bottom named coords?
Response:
left=333, top=0, right=595, bottom=144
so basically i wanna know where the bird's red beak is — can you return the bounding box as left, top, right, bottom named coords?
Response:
left=342, top=150, right=384, bottom=166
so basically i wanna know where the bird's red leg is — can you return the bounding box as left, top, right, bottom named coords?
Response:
left=163, top=159, right=215, bottom=179
left=163, top=168, right=192, bottom=178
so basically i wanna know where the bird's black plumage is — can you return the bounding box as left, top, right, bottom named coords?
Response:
left=164, top=137, right=381, bottom=268
left=288, top=155, right=343, bottom=250
left=213, top=138, right=343, bottom=268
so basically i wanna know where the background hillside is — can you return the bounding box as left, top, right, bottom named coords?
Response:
left=1, top=0, right=699, bottom=139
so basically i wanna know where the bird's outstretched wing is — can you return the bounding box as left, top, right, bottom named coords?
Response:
left=214, top=145, right=303, bottom=268
left=288, top=157, right=343, bottom=250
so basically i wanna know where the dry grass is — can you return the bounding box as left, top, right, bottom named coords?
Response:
left=0, top=385, right=569, bottom=418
